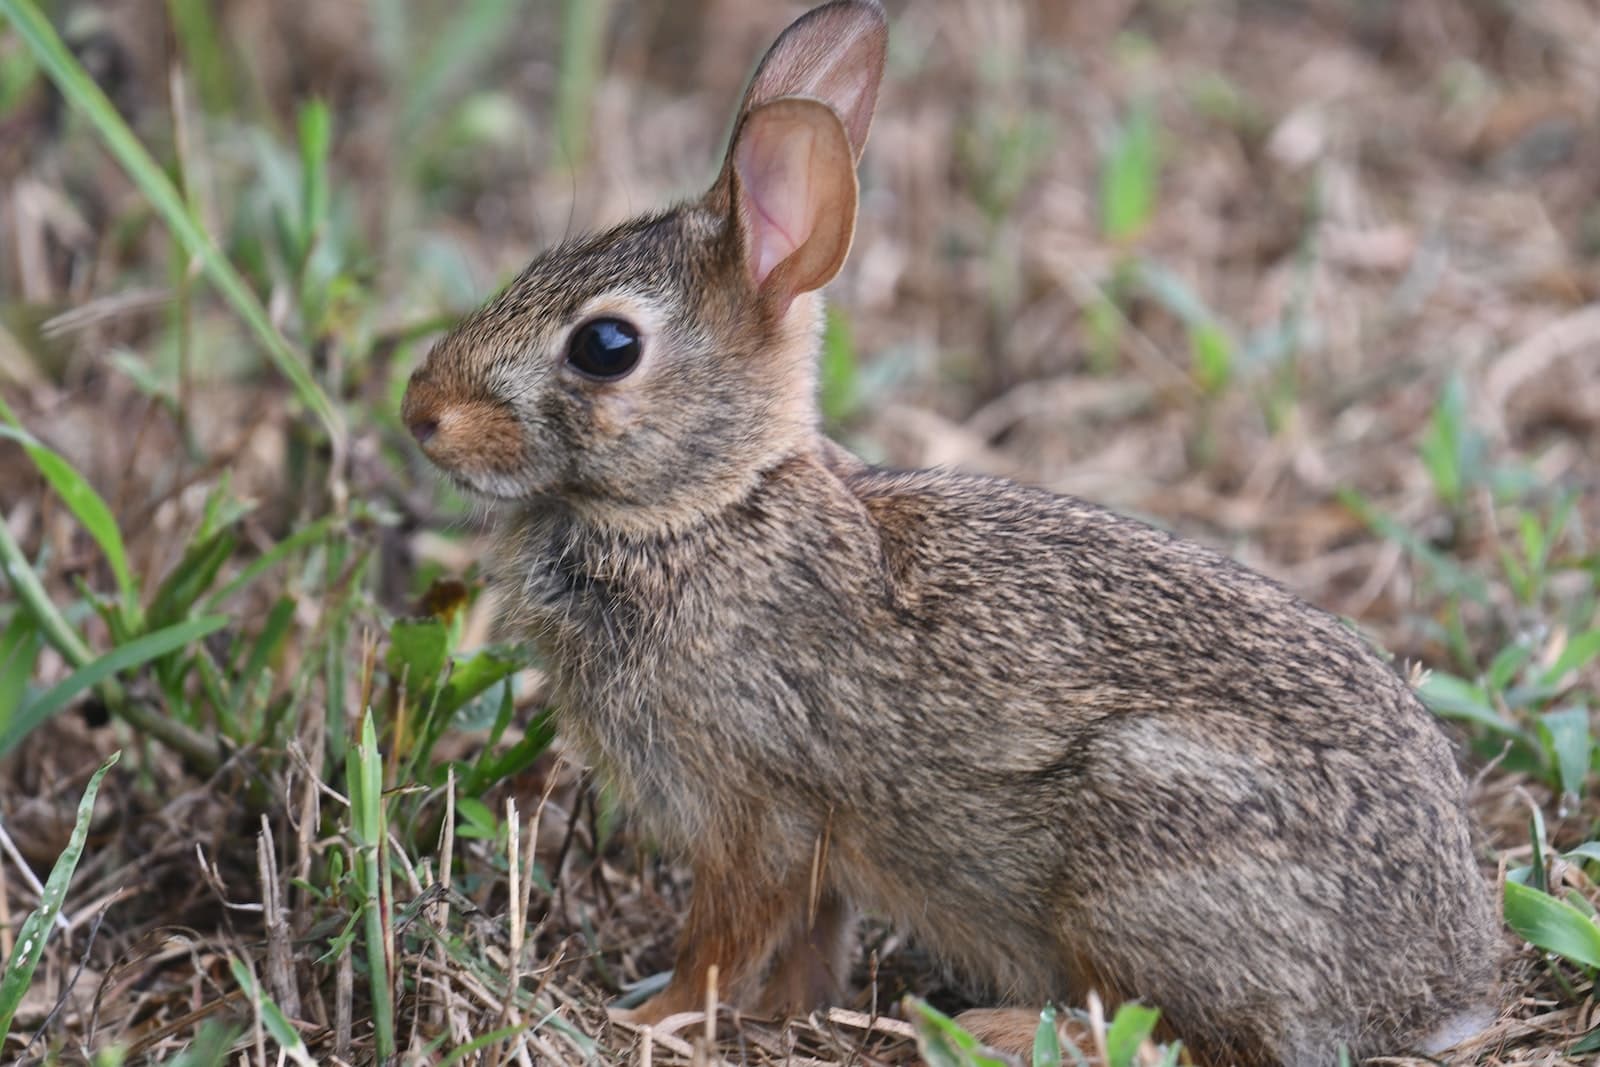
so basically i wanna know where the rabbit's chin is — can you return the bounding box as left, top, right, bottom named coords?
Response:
left=444, top=470, right=540, bottom=503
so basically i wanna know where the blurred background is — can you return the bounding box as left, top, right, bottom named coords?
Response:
left=4, top=0, right=1597, bottom=633
left=2, top=0, right=1599, bottom=1062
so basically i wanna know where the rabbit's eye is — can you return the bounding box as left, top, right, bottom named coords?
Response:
left=566, top=318, right=642, bottom=380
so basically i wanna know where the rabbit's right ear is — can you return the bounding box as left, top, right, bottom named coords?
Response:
left=734, top=0, right=888, bottom=161
left=707, top=2, right=887, bottom=315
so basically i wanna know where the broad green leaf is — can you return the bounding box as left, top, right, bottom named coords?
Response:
left=0, top=752, right=119, bottom=1043
left=228, top=599, right=297, bottom=733
left=905, top=997, right=1010, bottom=1067
left=350, top=710, right=395, bottom=1058
left=387, top=618, right=450, bottom=698
left=1417, top=673, right=1511, bottom=735
left=439, top=648, right=520, bottom=718
left=1537, top=706, right=1591, bottom=799
left=1571, top=1025, right=1600, bottom=1054
left=1504, top=879, right=1600, bottom=970
left=1563, top=842, right=1600, bottom=867
left=1105, top=1002, right=1162, bottom=1067
left=0, top=425, right=136, bottom=619
left=462, top=706, right=556, bottom=795
left=1486, top=639, right=1535, bottom=692
left=1546, top=629, right=1600, bottom=686
left=240, top=597, right=297, bottom=688
left=0, top=509, right=93, bottom=667
left=454, top=796, right=499, bottom=841
left=0, top=615, right=229, bottom=758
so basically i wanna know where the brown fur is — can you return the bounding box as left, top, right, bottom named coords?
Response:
left=401, top=3, right=1501, bottom=1064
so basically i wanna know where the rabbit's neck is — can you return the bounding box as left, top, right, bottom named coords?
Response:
left=497, top=437, right=859, bottom=645
left=496, top=438, right=880, bottom=844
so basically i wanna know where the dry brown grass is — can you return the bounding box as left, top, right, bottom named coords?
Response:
left=2, top=0, right=1599, bottom=1063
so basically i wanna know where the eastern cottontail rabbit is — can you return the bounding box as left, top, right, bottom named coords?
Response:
left=402, top=2, right=1500, bottom=1062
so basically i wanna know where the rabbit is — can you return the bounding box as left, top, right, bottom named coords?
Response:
left=400, top=2, right=1502, bottom=1063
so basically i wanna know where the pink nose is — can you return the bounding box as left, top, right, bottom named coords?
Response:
left=401, top=373, right=443, bottom=446
left=407, top=415, right=438, bottom=445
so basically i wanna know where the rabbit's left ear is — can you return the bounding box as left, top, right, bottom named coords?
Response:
left=727, top=97, right=857, bottom=313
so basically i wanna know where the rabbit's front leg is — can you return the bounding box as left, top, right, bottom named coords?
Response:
left=625, top=855, right=806, bottom=1025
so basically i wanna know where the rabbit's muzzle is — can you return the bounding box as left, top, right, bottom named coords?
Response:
left=402, top=373, right=526, bottom=488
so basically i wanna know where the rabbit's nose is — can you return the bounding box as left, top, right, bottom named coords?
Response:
left=401, top=376, right=443, bottom=446
left=407, top=415, right=439, bottom=445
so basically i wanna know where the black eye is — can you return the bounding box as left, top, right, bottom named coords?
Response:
left=566, top=317, right=642, bottom=380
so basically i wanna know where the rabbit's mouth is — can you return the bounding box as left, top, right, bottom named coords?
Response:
left=444, top=470, right=528, bottom=503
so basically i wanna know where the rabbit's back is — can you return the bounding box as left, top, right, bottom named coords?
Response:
left=844, top=464, right=1499, bottom=1062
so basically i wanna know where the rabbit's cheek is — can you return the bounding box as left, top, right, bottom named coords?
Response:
left=585, top=390, right=641, bottom=441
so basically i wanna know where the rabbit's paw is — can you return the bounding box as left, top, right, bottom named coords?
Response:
left=956, top=1008, right=1098, bottom=1066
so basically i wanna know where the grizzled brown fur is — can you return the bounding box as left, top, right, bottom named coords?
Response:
left=402, top=3, right=1500, bottom=1064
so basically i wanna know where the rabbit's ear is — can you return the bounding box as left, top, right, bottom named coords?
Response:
left=736, top=0, right=887, bottom=161
left=729, top=97, right=857, bottom=311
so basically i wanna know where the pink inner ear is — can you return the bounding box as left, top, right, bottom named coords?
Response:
left=735, top=121, right=819, bottom=287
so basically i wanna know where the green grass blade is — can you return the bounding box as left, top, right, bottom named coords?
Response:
left=1033, top=1005, right=1063, bottom=1067
left=350, top=711, right=396, bottom=1058
left=296, top=99, right=332, bottom=260
left=0, top=613, right=43, bottom=725
left=165, top=0, right=235, bottom=112
left=0, top=507, right=95, bottom=667
left=395, top=0, right=522, bottom=142
left=555, top=0, right=611, bottom=165
left=227, top=958, right=316, bottom=1066
left=820, top=307, right=860, bottom=427
left=437, top=1025, right=528, bottom=1066
left=0, top=0, right=341, bottom=440
left=158, top=1018, right=243, bottom=1067
left=147, top=529, right=238, bottom=630
left=1100, top=100, right=1158, bottom=242
left=0, top=615, right=229, bottom=758
left=201, top=515, right=337, bottom=612
left=0, top=751, right=119, bottom=1044
left=0, top=424, right=138, bottom=624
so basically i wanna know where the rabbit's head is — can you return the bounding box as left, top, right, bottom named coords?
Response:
left=402, top=1, right=887, bottom=532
